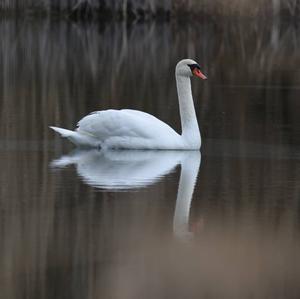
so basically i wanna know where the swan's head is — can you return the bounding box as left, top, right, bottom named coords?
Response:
left=176, top=59, right=207, bottom=80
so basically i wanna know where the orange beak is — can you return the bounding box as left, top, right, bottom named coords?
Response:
left=193, top=68, right=207, bottom=80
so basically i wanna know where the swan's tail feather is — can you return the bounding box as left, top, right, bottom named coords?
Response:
left=50, top=126, right=74, bottom=138
left=49, top=126, right=99, bottom=148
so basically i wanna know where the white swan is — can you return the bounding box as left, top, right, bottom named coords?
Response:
left=50, top=59, right=207, bottom=150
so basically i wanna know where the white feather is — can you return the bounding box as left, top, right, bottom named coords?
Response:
left=49, top=126, right=99, bottom=147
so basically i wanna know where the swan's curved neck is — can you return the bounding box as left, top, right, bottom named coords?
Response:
left=176, top=74, right=200, bottom=146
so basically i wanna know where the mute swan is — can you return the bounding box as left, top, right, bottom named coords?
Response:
left=50, top=59, right=207, bottom=150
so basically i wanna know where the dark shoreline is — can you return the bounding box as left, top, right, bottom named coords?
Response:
left=1, top=1, right=300, bottom=21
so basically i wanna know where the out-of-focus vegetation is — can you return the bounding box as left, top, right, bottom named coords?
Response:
left=1, top=18, right=300, bottom=145
left=0, top=0, right=300, bottom=18
left=0, top=0, right=170, bottom=19
left=174, top=0, right=300, bottom=17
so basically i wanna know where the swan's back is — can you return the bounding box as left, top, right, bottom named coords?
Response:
left=77, top=109, right=182, bottom=149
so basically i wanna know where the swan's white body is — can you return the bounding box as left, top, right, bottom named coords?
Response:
left=50, top=59, right=206, bottom=150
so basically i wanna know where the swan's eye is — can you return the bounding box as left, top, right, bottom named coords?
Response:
left=188, top=64, right=207, bottom=80
left=188, top=64, right=201, bottom=71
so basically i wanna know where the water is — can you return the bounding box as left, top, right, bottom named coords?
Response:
left=1, top=17, right=300, bottom=299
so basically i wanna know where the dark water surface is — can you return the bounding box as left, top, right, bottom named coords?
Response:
left=1, top=18, right=300, bottom=299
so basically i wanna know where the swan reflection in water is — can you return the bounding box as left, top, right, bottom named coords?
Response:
left=52, top=150, right=201, bottom=239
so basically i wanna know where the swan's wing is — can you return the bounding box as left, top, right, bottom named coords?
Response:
left=77, top=109, right=179, bottom=141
